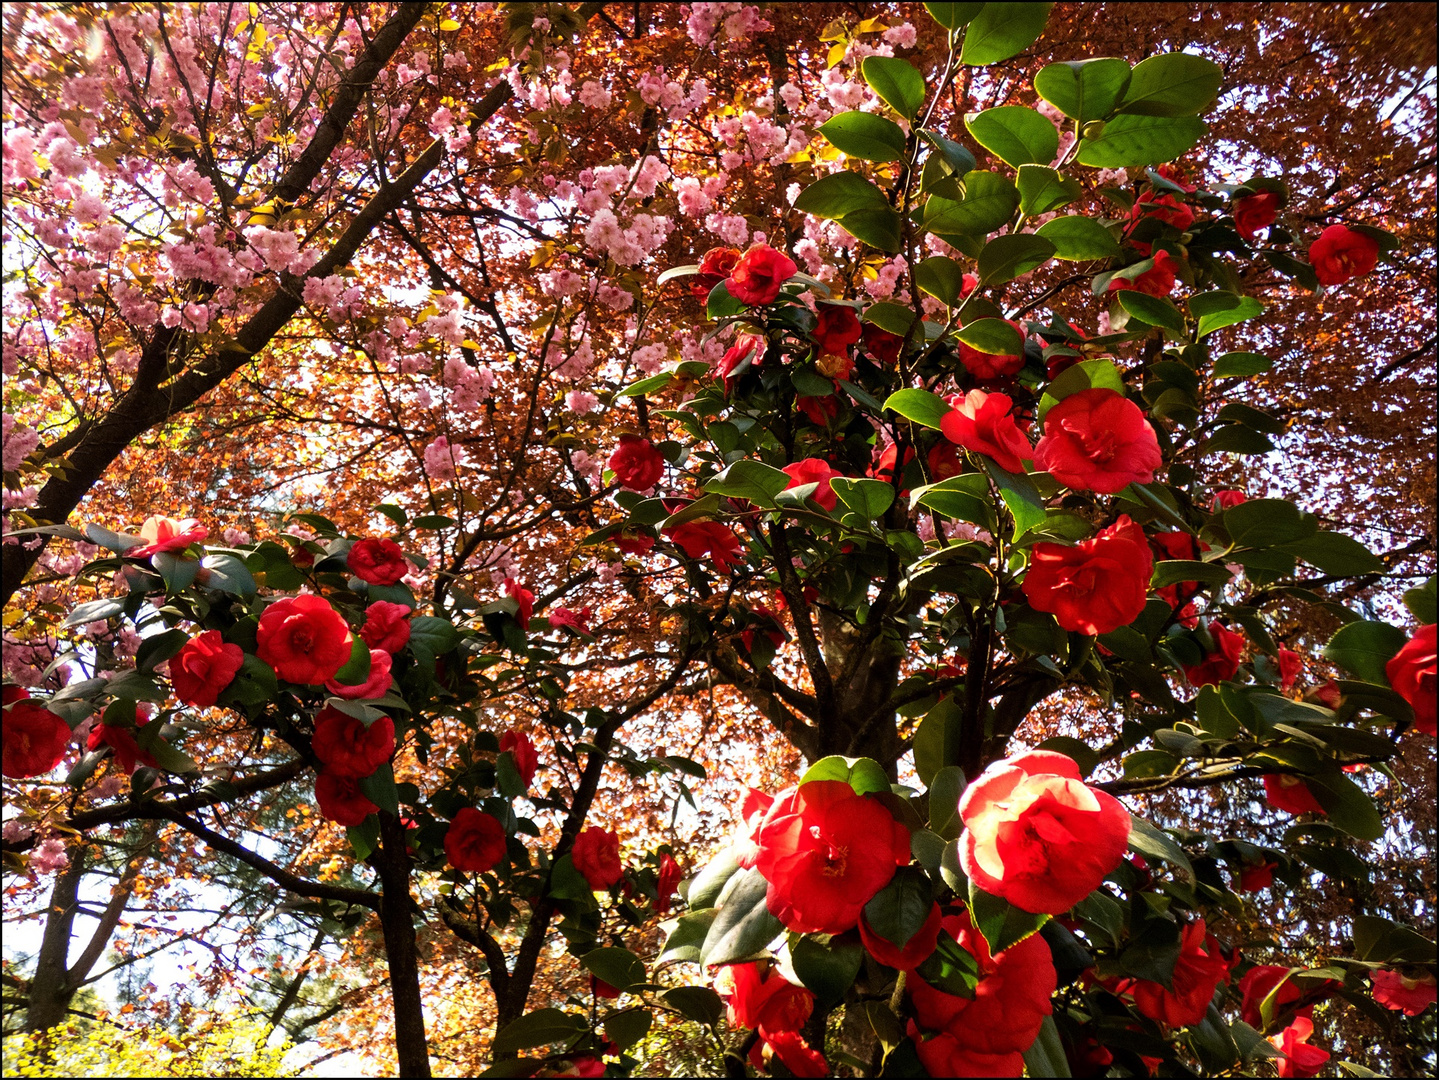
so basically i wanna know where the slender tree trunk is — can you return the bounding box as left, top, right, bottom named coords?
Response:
left=375, top=812, right=431, bottom=1078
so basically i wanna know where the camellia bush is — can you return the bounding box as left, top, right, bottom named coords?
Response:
left=2, top=2, right=1434, bottom=1078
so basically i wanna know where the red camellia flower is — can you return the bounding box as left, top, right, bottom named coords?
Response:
left=860, top=900, right=943, bottom=970
left=812, top=303, right=863, bottom=356
left=959, top=750, right=1131, bottom=914
left=905, top=908, right=1057, bottom=1077
left=312, top=704, right=395, bottom=778
left=869, top=442, right=914, bottom=488
left=168, top=630, right=244, bottom=709
left=781, top=459, right=842, bottom=511
left=325, top=647, right=393, bottom=700
left=958, top=319, right=1026, bottom=382
left=360, top=601, right=412, bottom=654
left=1371, top=969, right=1437, bottom=1016
left=691, top=246, right=742, bottom=299
left=734, top=786, right=775, bottom=868
left=607, top=433, right=665, bottom=491
left=1385, top=623, right=1436, bottom=736
left=1023, top=516, right=1154, bottom=635
left=1034, top=388, right=1162, bottom=494
left=1183, top=622, right=1246, bottom=686
left=548, top=606, right=592, bottom=634
left=1238, top=965, right=1340, bottom=1029
left=714, top=961, right=815, bottom=1036
left=444, top=806, right=507, bottom=873
left=503, top=578, right=535, bottom=629
left=572, top=827, right=623, bottom=890
left=256, top=594, right=353, bottom=685
left=1212, top=488, right=1248, bottom=512
left=591, top=976, right=621, bottom=1000
left=715, top=333, right=765, bottom=392
left=1308, top=224, right=1379, bottom=286
left=2, top=687, right=71, bottom=778
left=1129, top=191, right=1195, bottom=233
left=1123, top=919, right=1232, bottom=1028
left=795, top=393, right=839, bottom=427
left=315, top=770, right=378, bottom=826
left=127, top=514, right=208, bottom=558
left=1233, top=191, right=1281, bottom=241
left=927, top=440, right=964, bottom=481
left=753, top=779, right=912, bottom=934
left=862, top=323, right=903, bottom=365
left=725, top=243, right=798, bottom=306
left=665, top=520, right=745, bottom=573
left=87, top=708, right=158, bottom=775
left=941, top=389, right=1033, bottom=474
left=347, top=537, right=408, bottom=585
left=1109, top=249, right=1179, bottom=297
left=613, top=528, right=656, bottom=556
left=1237, top=859, right=1278, bottom=892
left=1269, top=1014, right=1330, bottom=1079
left=654, top=852, right=682, bottom=913
left=500, top=729, right=538, bottom=788
left=752, top=1030, right=828, bottom=1078
left=1278, top=646, right=1304, bottom=692
left=1263, top=773, right=1326, bottom=816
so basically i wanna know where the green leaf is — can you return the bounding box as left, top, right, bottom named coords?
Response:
left=959, top=2, right=1052, bottom=65
left=982, top=458, right=1046, bottom=538
left=330, top=637, right=372, bottom=687
left=884, top=388, right=952, bottom=430
left=1213, top=351, right=1272, bottom=378
left=407, top=616, right=459, bottom=668
left=924, top=2, right=985, bottom=30
left=914, top=255, right=969, bottom=306
left=832, top=477, right=896, bottom=521
left=1200, top=425, right=1276, bottom=457
left=1034, top=57, right=1131, bottom=121
left=913, top=695, right=964, bottom=788
left=840, top=206, right=905, bottom=252
left=656, top=264, right=700, bottom=287
left=687, top=848, right=743, bottom=910
left=705, top=280, right=745, bottom=319
left=1036, top=214, right=1122, bottom=260
left=1352, top=915, right=1438, bottom=965
left=955, top=317, right=1023, bottom=356
left=1128, top=814, right=1195, bottom=879
left=581, top=947, right=645, bottom=992
left=412, top=514, right=456, bottom=530
left=1076, top=114, right=1208, bottom=168
left=357, top=763, right=400, bottom=817
left=347, top=818, right=379, bottom=860
left=619, top=371, right=673, bottom=398
left=604, top=1009, right=651, bottom=1052
left=863, top=301, right=919, bottom=337
left=864, top=867, right=935, bottom=949
left=1404, top=577, right=1436, bottom=624
left=153, top=552, right=200, bottom=593
left=491, top=1008, right=586, bottom=1053
left=1022, top=1016, right=1073, bottom=1079
left=1308, top=771, right=1383, bottom=841
left=923, top=171, right=1019, bottom=236
left=1119, top=52, right=1224, bottom=117
left=200, top=553, right=257, bottom=597
left=1190, top=291, right=1265, bottom=337
left=792, top=935, right=865, bottom=1011
left=800, top=755, right=892, bottom=796
left=793, top=172, right=890, bottom=218
left=217, top=653, right=278, bottom=709
left=87, top=523, right=144, bottom=554
left=659, top=909, right=718, bottom=963
left=135, top=724, right=198, bottom=775
left=1224, top=499, right=1317, bottom=547
left=820, top=111, right=908, bottom=162
left=1017, top=164, right=1082, bottom=216
left=861, top=56, right=926, bottom=120
left=699, top=868, right=784, bottom=966
left=918, top=130, right=978, bottom=176
left=1280, top=532, right=1384, bottom=577
left=965, top=106, right=1059, bottom=168
left=1037, top=358, right=1126, bottom=421
left=978, top=234, right=1055, bottom=284
left=1151, top=560, right=1234, bottom=589
left=1322, top=620, right=1407, bottom=685
left=968, top=882, right=1050, bottom=954
left=1117, top=290, right=1187, bottom=334
left=135, top=628, right=189, bottom=674
left=661, top=986, right=725, bottom=1028
left=703, top=460, right=791, bottom=505
left=927, top=765, right=967, bottom=840
left=913, top=474, right=998, bottom=534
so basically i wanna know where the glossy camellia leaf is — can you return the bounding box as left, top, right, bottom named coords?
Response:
left=1119, top=52, right=1224, bottom=117
left=1151, top=560, right=1234, bottom=589
left=1034, top=57, right=1132, bottom=121
left=1322, top=619, right=1408, bottom=684
left=705, top=280, right=745, bottom=320
left=832, top=477, right=896, bottom=521
left=1213, top=351, right=1273, bottom=377
left=1224, top=498, right=1318, bottom=547
left=1279, top=531, right=1385, bottom=576
left=1352, top=914, right=1439, bottom=965
left=800, top=754, right=892, bottom=796
left=861, top=56, right=926, bottom=120
left=978, top=234, right=1055, bottom=284
left=1037, top=358, right=1126, bottom=421
left=923, top=170, right=1020, bottom=235
left=913, top=474, right=999, bottom=535
left=865, top=867, right=935, bottom=948
left=491, top=1008, right=588, bottom=1053
left=1128, top=814, right=1195, bottom=879
left=686, top=848, right=743, bottom=910
left=1076, top=113, right=1207, bottom=167
left=914, top=255, right=969, bottom=305
left=792, top=937, right=865, bottom=1012
left=1308, top=770, right=1384, bottom=841
left=702, top=459, right=791, bottom=505
left=605, top=1009, right=652, bottom=1052
left=581, top=946, right=646, bottom=993
left=955, top=317, right=1024, bottom=356
left=918, top=129, right=979, bottom=177
left=968, top=880, right=1050, bottom=954
left=699, top=867, right=784, bottom=967
left=863, top=301, right=919, bottom=337
left=884, top=387, right=952, bottom=430
left=981, top=458, right=1047, bottom=538
left=923, top=2, right=985, bottom=30
left=819, top=111, right=908, bottom=162
left=1017, top=164, right=1083, bottom=216
left=1021, top=1016, right=1073, bottom=1080
left=1117, top=290, right=1187, bottom=334
left=793, top=171, right=890, bottom=218
left=1036, top=214, right=1123, bottom=260
left=927, top=765, right=967, bottom=839
left=964, top=106, right=1059, bottom=168
left=1404, top=576, right=1437, bottom=623
left=659, top=910, right=718, bottom=964
left=840, top=206, right=905, bottom=252
left=1190, top=290, right=1265, bottom=336
left=959, top=2, right=1052, bottom=65
left=913, top=695, right=965, bottom=789
left=661, top=986, right=724, bottom=1029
